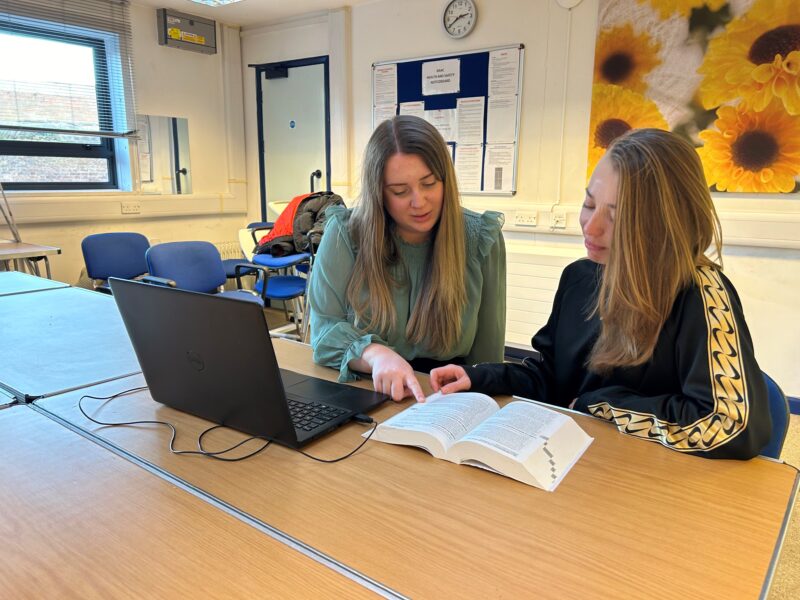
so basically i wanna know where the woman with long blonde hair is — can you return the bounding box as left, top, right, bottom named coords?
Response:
left=431, top=128, right=771, bottom=459
left=309, top=115, right=506, bottom=402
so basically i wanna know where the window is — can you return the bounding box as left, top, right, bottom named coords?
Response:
left=0, top=1, right=136, bottom=192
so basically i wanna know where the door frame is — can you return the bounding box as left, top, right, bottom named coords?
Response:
left=251, top=55, right=332, bottom=221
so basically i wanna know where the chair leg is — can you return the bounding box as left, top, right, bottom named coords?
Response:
left=299, top=294, right=310, bottom=343
left=291, top=298, right=301, bottom=337
left=281, top=300, right=291, bottom=323
left=301, top=304, right=311, bottom=344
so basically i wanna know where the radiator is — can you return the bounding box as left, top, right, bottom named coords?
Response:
left=215, top=240, right=249, bottom=291
left=215, top=240, right=244, bottom=261
left=504, top=247, right=584, bottom=348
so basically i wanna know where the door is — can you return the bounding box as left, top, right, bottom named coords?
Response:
left=255, top=56, right=331, bottom=220
left=171, top=117, right=192, bottom=194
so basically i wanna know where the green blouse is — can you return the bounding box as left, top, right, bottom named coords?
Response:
left=309, top=205, right=506, bottom=382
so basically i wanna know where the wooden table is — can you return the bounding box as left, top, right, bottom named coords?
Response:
left=0, top=405, right=373, bottom=599
left=35, top=340, right=800, bottom=599
left=0, top=271, right=68, bottom=297
left=0, top=240, right=61, bottom=278
left=0, top=287, right=141, bottom=401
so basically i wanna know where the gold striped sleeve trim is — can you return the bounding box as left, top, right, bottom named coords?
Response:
left=586, top=266, right=749, bottom=452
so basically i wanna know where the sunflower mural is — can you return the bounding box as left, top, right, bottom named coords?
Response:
left=588, top=84, right=668, bottom=177
left=636, top=0, right=727, bottom=19
left=593, top=24, right=662, bottom=94
left=698, top=101, right=800, bottom=193
left=590, top=0, right=800, bottom=194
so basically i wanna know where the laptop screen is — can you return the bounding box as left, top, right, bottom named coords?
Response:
left=109, top=278, right=298, bottom=443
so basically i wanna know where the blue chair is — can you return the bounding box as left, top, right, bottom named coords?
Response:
left=248, top=220, right=312, bottom=273
left=219, top=221, right=307, bottom=284
left=248, top=221, right=313, bottom=338
left=145, top=241, right=264, bottom=306
left=81, top=232, right=150, bottom=294
left=761, top=372, right=790, bottom=459
left=220, top=221, right=273, bottom=282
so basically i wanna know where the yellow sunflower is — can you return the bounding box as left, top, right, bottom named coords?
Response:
left=698, top=0, right=800, bottom=115
left=587, top=83, right=669, bottom=178
left=593, top=23, right=662, bottom=94
left=636, top=0, right=726, bottom=19
left=698, top=100, right=800, bottom=193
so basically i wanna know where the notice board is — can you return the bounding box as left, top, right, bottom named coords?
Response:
left=372, top=44, right=524, bottom=195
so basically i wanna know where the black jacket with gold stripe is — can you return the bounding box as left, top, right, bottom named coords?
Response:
left=465, top=258, right=771, bottom=459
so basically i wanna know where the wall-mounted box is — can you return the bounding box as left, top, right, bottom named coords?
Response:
left=156, top=8, right=216, bottom=55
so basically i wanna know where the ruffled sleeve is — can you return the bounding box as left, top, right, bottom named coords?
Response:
left=464, top=209, right=507, bottom=364
left=477, top=210, right=505, bottom=256
left=308, top=207, right=389, bottom=382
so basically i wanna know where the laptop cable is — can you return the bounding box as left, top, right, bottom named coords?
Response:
left=294, top=415, right=378, bottom=463
left=78, top=389, right=379, bottom=463
left=78, top=387, right=272, bottom=461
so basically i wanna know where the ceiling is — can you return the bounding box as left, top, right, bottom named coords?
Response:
left=133, top=0, right=365, bottom=28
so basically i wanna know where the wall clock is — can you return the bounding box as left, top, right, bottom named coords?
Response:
left=443, top=0, right=477, bottom=39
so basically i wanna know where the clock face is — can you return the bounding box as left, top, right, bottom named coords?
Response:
left=443, top=0, right=477, bottom=39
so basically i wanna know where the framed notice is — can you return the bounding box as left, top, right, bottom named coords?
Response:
left=372, top=44, right=524, bottom=196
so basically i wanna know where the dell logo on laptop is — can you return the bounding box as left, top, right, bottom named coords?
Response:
left=186, top=351, right=205, bottom=372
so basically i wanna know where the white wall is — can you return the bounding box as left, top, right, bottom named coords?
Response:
left=4, top=2, right=248, bottom=284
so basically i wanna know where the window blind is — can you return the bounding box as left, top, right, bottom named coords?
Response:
left=0, top=0, right=137, bottom=141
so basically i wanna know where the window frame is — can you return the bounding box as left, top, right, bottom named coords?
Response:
left=0, top=22, right=119, bottom=191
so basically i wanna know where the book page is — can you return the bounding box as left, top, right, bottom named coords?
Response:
left=457, top=401, right=564, bottom=460
left=376, top=392, right=498, bottom=453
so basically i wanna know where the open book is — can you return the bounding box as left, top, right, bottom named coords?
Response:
left=370, top=392, right=593, bottom=491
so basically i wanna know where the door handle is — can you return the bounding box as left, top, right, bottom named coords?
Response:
left=310, top=169, right=321, bottom=193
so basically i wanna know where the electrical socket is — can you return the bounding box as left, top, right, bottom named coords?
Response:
left=514, top=211, right=537, bottom=227
left=121, top=202, right=141, bottom=214
left=551, top=208, right=567, bottom=229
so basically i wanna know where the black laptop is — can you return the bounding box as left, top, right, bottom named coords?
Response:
left=109, top=278, right=387, bottom=448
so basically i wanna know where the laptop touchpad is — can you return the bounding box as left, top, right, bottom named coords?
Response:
left=283, top=378, right=383, bottom=411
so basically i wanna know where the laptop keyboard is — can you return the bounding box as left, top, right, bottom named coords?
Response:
left=287, top=398, right=348, bottom=431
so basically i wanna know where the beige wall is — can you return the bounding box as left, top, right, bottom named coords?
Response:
left=5, top=2, right=248, bottom=284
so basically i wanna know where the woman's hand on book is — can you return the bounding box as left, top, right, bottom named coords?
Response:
left=430, top=365, right=472, bottom=394
left=361, top=344, right=426, bottom=403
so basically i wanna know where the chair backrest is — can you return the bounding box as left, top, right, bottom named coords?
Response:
left=146, top=241, right=226, bottom=294
left=81, top=232, right=150, bottom=280
left=239, top=225, right=274, bottom=262
left=761, top=372, right=790, bottom=459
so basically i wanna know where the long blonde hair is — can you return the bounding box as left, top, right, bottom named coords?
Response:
left=589, top=128, right=723, bottom=373
left=347, top=115, right=466, bottom=353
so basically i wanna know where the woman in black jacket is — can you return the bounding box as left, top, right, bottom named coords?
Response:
left=431, top=128, right=771, bottom=459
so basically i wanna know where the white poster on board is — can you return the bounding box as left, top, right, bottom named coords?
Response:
left=455, top=144, right=483, bottom=192
left=374, top=104, right=397, bottom=127
left=374, top=64, right=397, bottom=106
left=399, top=101, right=425, bottom=119
left=486, top=95, right=517, bottom=144
left=483, top=143, right=515, bottom=192
left=456, top=96, right=485, bottom=146
left=488, top=48, right=520, bottom=96
left=422, top=58, right=460, bottom=96
left=424, top=108, right=458, bottom=142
